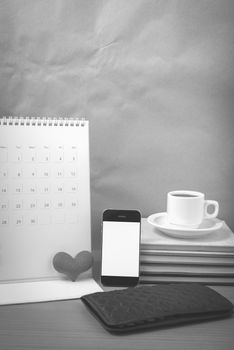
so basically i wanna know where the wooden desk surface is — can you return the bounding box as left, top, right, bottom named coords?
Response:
left=0, top=285, right=233, bottom=350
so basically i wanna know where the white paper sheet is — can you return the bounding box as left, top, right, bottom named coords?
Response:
left=0, top=278, right=102, bottom=305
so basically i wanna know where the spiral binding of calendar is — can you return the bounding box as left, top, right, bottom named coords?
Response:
left=0, top=116, right=87, bottom=127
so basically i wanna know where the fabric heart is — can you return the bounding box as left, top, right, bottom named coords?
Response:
left=53, top=250, right=92, bottom=281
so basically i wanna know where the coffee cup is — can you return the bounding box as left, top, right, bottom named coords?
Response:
left=167, top=190, right=219, bottom=228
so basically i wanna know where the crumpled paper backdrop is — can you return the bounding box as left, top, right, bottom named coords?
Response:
left=0, top=0, right=233, bottom=247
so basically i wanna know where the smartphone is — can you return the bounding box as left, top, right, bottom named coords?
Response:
left=101, top=209, right=141, bottom=287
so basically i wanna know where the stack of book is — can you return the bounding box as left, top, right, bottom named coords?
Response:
left=140, top=218, right=234, bottom=285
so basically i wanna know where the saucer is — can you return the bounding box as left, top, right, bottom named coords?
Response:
left=147, top=212, right=224, bottom=239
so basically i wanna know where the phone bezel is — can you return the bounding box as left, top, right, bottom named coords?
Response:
left=101, top=209, right=141, bottom=287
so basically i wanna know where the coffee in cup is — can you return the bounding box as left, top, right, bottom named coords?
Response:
left=167, top=190, right=219, bottom=227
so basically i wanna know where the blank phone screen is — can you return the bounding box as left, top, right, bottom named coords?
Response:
left=101, top=221, right=140, bottom=277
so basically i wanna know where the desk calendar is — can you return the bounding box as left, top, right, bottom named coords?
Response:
left=0, top=116, right=91, bottom=283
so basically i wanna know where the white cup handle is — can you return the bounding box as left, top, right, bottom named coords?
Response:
left=204, top=200, right=219, bottom=219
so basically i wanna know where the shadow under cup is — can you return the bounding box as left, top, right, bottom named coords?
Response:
left=167, top=191, right=219, bottom=228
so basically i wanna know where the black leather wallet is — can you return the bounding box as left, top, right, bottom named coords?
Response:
left=81, top=283, right=233, bottom=333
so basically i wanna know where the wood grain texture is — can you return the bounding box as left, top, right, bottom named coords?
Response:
left=0, top=285, right=233, bottom=350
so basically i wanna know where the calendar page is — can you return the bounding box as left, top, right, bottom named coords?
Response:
left=0, top=117, right=91, bottom=282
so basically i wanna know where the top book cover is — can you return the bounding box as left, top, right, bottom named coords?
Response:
left=141, top=219, right=234, bottom=253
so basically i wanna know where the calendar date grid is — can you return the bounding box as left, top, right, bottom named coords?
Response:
left=0, top=145, right=80, bottom=226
